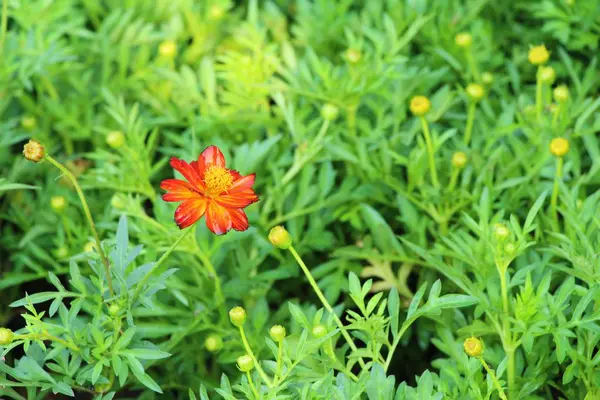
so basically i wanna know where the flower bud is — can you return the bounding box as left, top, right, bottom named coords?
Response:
left=229, top=306, right=247, bottom=327
left=269, top=325, right=286, bottom=342
left=466, top=83, right=484, bottom=101
left=550, top=138, right=569, bottom=157
left=539, top=66, right=556, bottom=84
left=268, top=226, right=292, bottom=249
left=493, top=223, right=510, bottom=241
left=528, top=45, right=550, bottom=65
left=108, top=303, right=120, bottom=316
left=237, top=354, right=254, bottom=372
left=463, top=336, right=483, bottom=357
left=452, top=152, right=468, bottom=169
left=84, top=242, right=96, bottom=253
left=455, top=32, right=472, bottom=48
left=50, top=196, right=67, bottom=213
left=159, top=40, right=177, bottom=58
left=21, top=116, right=37, bottom=130
left=553, top=85, right=569, bottom=103
left=110, top=193, right=127, bottom=209
left=321, top=103, right=339, bottom=121
left=205, top=334, right=223, bottom=352
left=0, top=328, right=14, bottom=345
left=409, top=96, right=431, bottom=117
left=208, top=4, right=225, bottom=20
left=106, top=130, right=125, bottom=149
left=482, top=72, right=494, bottom=85
left=312, top=324, right=327, bottom=338
left=345, top=48, right=362, bottom=64
left=55, top=246, right=69, bottom=259
left=504, top=243, right=516, bottom=255
left=23, top=139, right=45, bottom=162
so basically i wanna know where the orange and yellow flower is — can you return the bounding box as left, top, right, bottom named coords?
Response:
left=161, top=146, right=258, bottom=234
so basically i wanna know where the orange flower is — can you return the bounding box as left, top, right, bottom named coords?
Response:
left=161, top=146, right=258, bottom=234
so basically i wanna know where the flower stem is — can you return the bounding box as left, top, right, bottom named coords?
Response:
left=132, top=227, right=192, bottom=303
left=466, top=49, right=481, bottom=82
left=419, top=116, right=439, bottom=188
left=499, top=267, right=515, bottom=398
left=536, top=66, right=543, bottom=122
left=447, top=168, right=460, bottom=192
left=16, top=332, right=80, bottom=352
left=551, top=156, right=563, bottom=227
left=464, top=102, right=476, bottom=146
left=246, top=371, right=260, bottom=399
left=239, top=326, right=273, bottom=387
left=288, top=246, right=366, bottom=368
left=44, top=155, right=115, bottom=296
left=0, top=0, right=8, bottom=57
left=273, top=340, right=284, bottom=385
left=479, top=356, right=508, bottom=400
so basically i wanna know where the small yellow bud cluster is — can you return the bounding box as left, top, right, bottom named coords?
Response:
left=482, top=72, right=494, bottom=85
left=452, top=152, right=468, bottom=169
left=463, top=336, right=483, bottom=357
left=466, top=83, right=485, bottom=101
left=550, top=138, right=569, bottom=157
left=236, top=354, right=254, bottom=372
left=528, top=45, right=550, bottom=65
left=539, top=66, right=556, bottom=84
left=50, top=196, right=67, bottom=213
left=493, top=223, right=510, bottom=241
left=321, top=103, right=339, bottom=121
left=269, top=325, right=286, bottom=342
left=229, top=306, right=247, bottom=327
left=455, top=32, right=473, bottom=48
left=312, top=324, right=327, bottom=338
left=409, top=96, right=431, bottom=117
left=0, top=328, right=14, bottom=345
left=21, top=116, right=37, bottom=130
left=159, top=40, right=177, bottom=58
left=106, top=130, right=125, bottom=149
left=268, top=226, right=292, bottom=249
left=23, top=139, right=46, bottom=163
left=205, top=334, right=223, bottom=352
left=553, top=85, right=569, bottom=103
left=345, top=48, right=362, bottom=64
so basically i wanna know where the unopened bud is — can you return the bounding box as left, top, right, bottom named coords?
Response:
left=0, top=328, right=14, bottom=345
left=205, top=334, right=223, bottom=352
left=463, top=336, right=483, bottom=357
left=229, top=306, right=247, bottom=327
left=236, top=354, right=254, bottom=372
left=23, top=139, right=45, bottom=163
left=312, top=324, right=327, bottom=338
left=268, top=226, right=292, bottom=249
left=269, top=325, right=286, bottom=342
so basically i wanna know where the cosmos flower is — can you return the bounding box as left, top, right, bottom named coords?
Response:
left=161, top=146, right=258, bottom=234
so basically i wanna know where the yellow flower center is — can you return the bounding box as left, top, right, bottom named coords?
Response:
left=204, top=166, right=233, bottom=194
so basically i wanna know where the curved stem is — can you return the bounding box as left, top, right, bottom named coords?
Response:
left=239, top=326, right=273, bottom=387
left=419, top=117, right=439, bottom=188
left=45, top=155, right=114, bottom=296
left=246, top=371, right=260, bottom=399
left=464, top=102, right=477, bottom=146
left=479, top=357, right=508, bottom=400
left=288, top=246, right=366, bottom=368
left=551, top=156, right=563, bottom=227
left=132, top=227, right=192, bottom=303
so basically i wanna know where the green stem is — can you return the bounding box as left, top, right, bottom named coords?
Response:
left=536, top=66, right=543, bottom=122
left=288, top=246, right=366, bottom=368
left=246, top=371, right=260, bottom=399
left=347, top=104, right=357, bottom=137
left=479, top=357, right=508, bottom=400
left=499, top=268, right=515, bottom=398
left=16, top=333, right=80, bottom=352
left=466, top=49, right=481, bottom=82
left=464, top=102, right=476, bottom=146
left=0, top=0, right=7, bottom=58
left=239, top=326, right=273, bottom=387
left=447, top=168, right=460, bottom=192
left=419, top=116, right=439, bottom=188
left=274, top=340, right=283, bottom=385
left=45, top=155, right=115, bottom=296
left=194, top=236, right=225, bottom=318
left=551, top=156, right=563, bottom=228
left=132, top=227, right=192, bottom=303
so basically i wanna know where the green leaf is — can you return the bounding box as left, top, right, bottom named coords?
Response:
left=388, top=288, right=400, bottom=335
left=123, top=349, right=171, bottom=360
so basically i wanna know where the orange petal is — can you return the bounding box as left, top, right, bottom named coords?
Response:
left=216, top=190, right=259, bottom=208
left=200, top=145, right=226, bottom=168
left=160, top=179, right=199, bottom=202
left=229, top=208, right=249, bottom=231
left=170, top=157, right=205, bottom=190
left=229, top=174, right=255, bottom=194
left=205, top=201, right=232, bottom=235
left=174, top=198, right=207, bottom=229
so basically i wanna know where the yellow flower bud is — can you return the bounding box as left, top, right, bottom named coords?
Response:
left=106, top=130, right=125, bottom=149
left=110, top=193, right=127, bottom=209
left=553, top=85, right=569, bottom=103
left=229, top=306, right=247, bottom=327
left=539, top=66, right=556, bottom=84
left=208, top=5, right=225, bottom=20
left=463, top=336, right=483, bottom=357
left=269, top=325, right=286, bottom=342
left=55, top=246, right=69, bottom=259
left=84, top=242, right=96, bottom=253
left=493, top=223, right=510, bottom=241
left=50, top=196, right=67, bottom=213
left=159, top=40, right=177, bottom=58
left=205, top=334, right=223, bottom=352
left=312, top=324, right=327, bottom=338
left=0, top=328, right=14, bottom=345
left=108, top=303, right=120, bottom=316
left=321, top=103, right=339, bottom=121
left=345, top=48, right=362, bottom=64
left=550, top=138, right=569, bottom=157
left=466, top=83, right=485, bottom=101
left=237, top=354, right=254, bottom=372
left=528, top=45, right=550, bottom=65
left=482, top=72, right=494, bottom=85
left=452, top=152, right=468, bottom=169
left=23, top=139, right=46, bottom=163
left=21, top=116, right=37, bottom=130
left=409, top=96, right=431, bottom=117
left=268, top=226, right=292, bottom=249
left=455, top=32, right=473, bottom=48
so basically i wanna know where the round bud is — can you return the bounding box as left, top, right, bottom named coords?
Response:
left=409, top=95, right=431, bottom=117
left=504, top=243, right=516, bottom=255
left=482, top=72, right=494, bottom=85
left=21, top=116, right=37, bottom=130
left=493, top=223, right=510, bottom=241
left=94, top=382, right=112, bottom=393
left=106, top=130, right=125, bottom=149
left=208, top=5, right=225, bottom=20
left=159, top=40, right=177, bottom=58
left=553, top=85, right=569, bottom=103
left=84, top=242, right=96, bottom=253
left=110, top=193, right=126, bottom=209
left=463, top=336, right=483, bottom=357
left=550, top=138, right=569, bottom=157
left=269, top=325, right=286, bottom=342
left=55, top=246, right=69, bottom=259
left=528, top=45, right=550, bottom=65
left=236, top=354, right=254, bottom=372
left=268, top=226, right=292, bottom=249
left=108, top=303, right=120, bottom=316
left=23, top=139, right=46, bottom=163
left=539, top=66, right=556, bottom=84
left=452, top=152, right=468, bottom=169
left=311, top=324, right=327, bottom=338
left=466, top=83, right=485, bottom=101
left=204, top=334, right=223, bottom=352
left=455, top=32, right=472, bottom=48
left=321, top=103, right=339, bottom=121
left=0, top=328, right=14, bottom=345
left=229, top=306, right=247, bottom=327
left=50, top=196, right=67, bottom=213
left=345, top=48, right=362, bottom=64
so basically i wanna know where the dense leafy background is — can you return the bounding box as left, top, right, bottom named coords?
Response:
left=1, top=0, right=600, bottom=399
